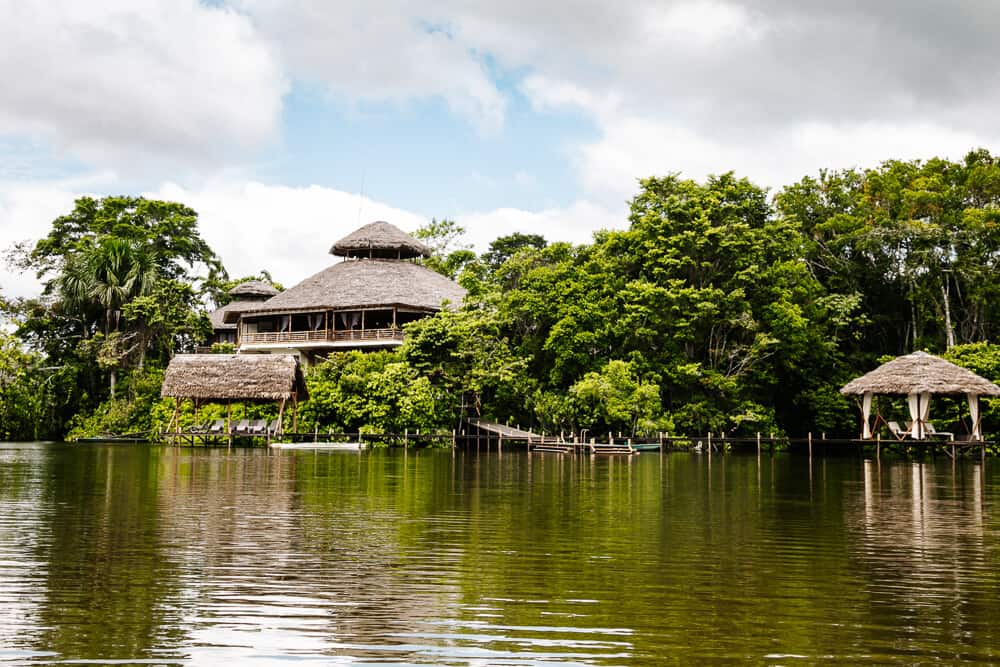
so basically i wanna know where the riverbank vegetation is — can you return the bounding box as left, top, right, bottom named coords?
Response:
left=3, top=150, right=1000, bottom=441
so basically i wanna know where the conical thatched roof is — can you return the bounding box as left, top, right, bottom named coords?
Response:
left=240, top=259, right=466, bottom=315
left=229, top=280, right=280, bottom=298
left=209, top=281, right=282, bottom=330
left=210, top=299, right=266, bottom=330
left=331, top=221, right=431, bottom=259
left=840, top=351, right=1000, bottom=397
left=161, top=354, right=308, bottom=401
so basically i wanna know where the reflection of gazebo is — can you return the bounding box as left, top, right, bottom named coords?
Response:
left=841, top=351, right=1000, bottom=440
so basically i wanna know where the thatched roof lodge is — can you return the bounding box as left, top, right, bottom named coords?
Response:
left=841, top=351, right=1000, bottom=440
left=207, top=280, right=281, bottom=346
left=162, top=354, right=307, bottom=402
left=231, top=220, right=466, bottom=362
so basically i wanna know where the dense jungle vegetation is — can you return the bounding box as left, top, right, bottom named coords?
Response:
left=3, top=150, right=1000, bottom=441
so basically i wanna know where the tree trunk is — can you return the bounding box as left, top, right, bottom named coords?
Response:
left=941, top=278, right=956, bottom=349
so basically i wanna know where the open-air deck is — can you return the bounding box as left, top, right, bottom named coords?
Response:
left=240, top=327, right=404, bottom=347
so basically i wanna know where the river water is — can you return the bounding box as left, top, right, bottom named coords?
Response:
left=0, top=443, right=997, bottom=664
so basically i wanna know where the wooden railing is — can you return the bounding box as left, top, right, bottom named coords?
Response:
left=241, top=328, right=404, bottom=345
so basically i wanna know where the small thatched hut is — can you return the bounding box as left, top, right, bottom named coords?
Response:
left=232, top=220, right=465, bottom=362
left=841, top=351, right=1000, bottom=440
left=207, top=280, right=281, bottom=346
left=162, top=354, right=307, bottom=434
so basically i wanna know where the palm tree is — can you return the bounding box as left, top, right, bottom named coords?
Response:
left=56, top=238, right=159, bottom=397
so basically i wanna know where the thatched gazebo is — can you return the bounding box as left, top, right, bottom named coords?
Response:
left=331, top=220, right=432, bottom=259
left=207, top=280, right=281, bottom=346
left=231, top=220, right=465, bottom=361
left=841, top=351, right=1000, bottom=440
left=161, top=354, right=308, bottom=435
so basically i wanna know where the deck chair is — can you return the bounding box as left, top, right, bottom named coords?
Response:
left=887, top=421, right=908, bottom=440
left=207, top=419, right=226, bottom=434
left=924, top=422, right=953, bottom=441
left=249, top=419, right=268, bottom=435
left=231, top=419, right=250, bottom=435
left=268, top=418, right=282, bottom=437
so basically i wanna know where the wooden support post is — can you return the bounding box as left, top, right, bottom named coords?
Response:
left=877, top=433, right=881, bottom=463
left=707, top=431, right=712, bottom=454
left=170, top=398, right=180, bottom=446
left=452, top=429, right=456, bottom=449
left=756, top=432, right=761, bottom=458
left=808, top=432, right=813, bottom=462
left=404, top=428, right=408, bottom=448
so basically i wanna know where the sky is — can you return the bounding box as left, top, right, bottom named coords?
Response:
left=2, top=0, right=999, bottom=298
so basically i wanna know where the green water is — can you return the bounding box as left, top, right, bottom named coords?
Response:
left=0, top=443, right=998, bottom=664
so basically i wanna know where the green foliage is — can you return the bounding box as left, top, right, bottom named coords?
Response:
left=299, top=351, right=444, bottom=434
left=413, top=218, right=476, bottom=278
left=569, top=360, right=662, bottom=435
left=65, top=367, right=167, bottom=440
left=10, top=152, right=1000, bottom=442
left=940, top=342, right=1000, bottom=435
left=0, top=334, right=49, bottom=440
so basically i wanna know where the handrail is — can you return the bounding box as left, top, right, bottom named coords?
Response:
left=241, top=328, right=404, bottom=345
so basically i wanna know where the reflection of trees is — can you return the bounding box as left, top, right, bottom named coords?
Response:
left=152, top=448, right=460, bottom=661
left=0, top=445, right=48, bottom=652
left=27, top=444, right=188, bottom=660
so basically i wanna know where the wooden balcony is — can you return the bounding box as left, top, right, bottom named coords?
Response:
left=240, top=328, right=404, bottom=346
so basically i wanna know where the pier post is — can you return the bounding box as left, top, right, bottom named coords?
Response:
left=707, top=431, right=712, bottom=455
left=808, top=432, right=813, bottom=461
left=877, top=433, right=881, bottom=462
left=756, top=432, right=761, bottom=458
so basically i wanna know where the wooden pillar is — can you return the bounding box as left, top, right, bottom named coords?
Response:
left=170, top=398, right=180, bottom=445
left=278, top=398, right=286, bottom=439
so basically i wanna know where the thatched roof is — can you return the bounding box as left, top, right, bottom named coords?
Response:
left=331, top=221, right=432, bottom=259
left=161, top=354, right=308, bottom=401
left=238, top=259, right=466, bottom=316
left=209, top=281, right=282, bottom=330
left=841, top=351, right=1000, bottom=397
left=229, top=280, right=280, bottom=298
left=210, top=299, right=268, bottom=330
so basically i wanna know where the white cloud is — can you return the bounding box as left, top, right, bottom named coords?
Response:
left=237, top=0, right=506, bottom=133
left=1, top=175, right=622, bottom=300
left=0, top=179, right=98, bottom=298
left=458, top=200, right=623, bottom=252
left=147, top=181, right=620, bottom=289
left=0, top=0, right=286, bottom=172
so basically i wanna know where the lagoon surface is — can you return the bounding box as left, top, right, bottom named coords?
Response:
left=0, top=443, right=998, bottom=665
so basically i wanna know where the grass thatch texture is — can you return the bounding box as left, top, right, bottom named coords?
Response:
left=841, top=351, right=1000, bottom=396
left=331, top=221, right=432, bottom=259
left=161, top=354, right=308, bottom=401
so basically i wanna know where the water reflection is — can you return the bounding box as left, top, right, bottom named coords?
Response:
left=0, top=444, right=998, bottom=664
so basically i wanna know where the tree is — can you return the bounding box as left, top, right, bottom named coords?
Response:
left=413, top=218, right=476, bottom=279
